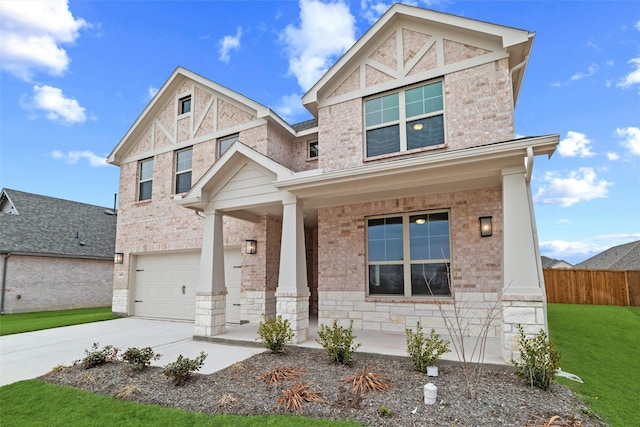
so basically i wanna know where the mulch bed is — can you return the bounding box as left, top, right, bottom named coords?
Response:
left=42, top=347, right=606, bottom=426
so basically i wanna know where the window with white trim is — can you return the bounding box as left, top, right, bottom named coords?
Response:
left=364, top=80, right=444, bottom=157
left=367, top=211, right=451, bottom=297
left=179, top=95, right=191, bottom=115
left=308, top=140, right=318, bottom=159
left=218, top=133, right=240, bottom=157
left=175, top=147, right=192, bottom=194
left=138, top=158, right=153, bottom=201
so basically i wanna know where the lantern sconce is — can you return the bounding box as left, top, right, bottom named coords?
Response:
left=114, top=252, right=124, bottom=264
left=245, top=239, right=257, bottom=255
left=479, top=216, right=492, bottom=237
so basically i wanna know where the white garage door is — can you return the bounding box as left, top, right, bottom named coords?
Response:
left=133, top=249, right=241, bottom=322
left=133, top=252, right=199, bottom=321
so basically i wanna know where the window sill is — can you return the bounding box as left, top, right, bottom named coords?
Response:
left=364, top=143, right=446, bottom=163
left=134, top=199, right=153, bottom=206
left=365, top=296, right=452, bottom=304
left=306, top=157, right=319, bottom=162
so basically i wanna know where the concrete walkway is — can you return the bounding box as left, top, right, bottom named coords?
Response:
left=0, top=318, right=265, bottom=386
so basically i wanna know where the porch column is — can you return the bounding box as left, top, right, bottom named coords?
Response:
left=275, top=196, right=310, bottom=343
left=501, top=166, right=547, bottom=361
left=194, top=209, right=227, bottom=337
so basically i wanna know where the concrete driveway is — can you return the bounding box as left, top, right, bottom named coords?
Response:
left=0, top=317, right=265, bottom=386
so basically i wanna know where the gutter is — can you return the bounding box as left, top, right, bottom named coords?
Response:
left=1, top=253, right=10, bottom=315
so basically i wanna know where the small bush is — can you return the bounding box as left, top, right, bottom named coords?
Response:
left=80, top=343, right=119, bottom=369
left=257, top=315, right=294, bottom=353
left=405, top=322, right=450, bottom=373
left=163, top=352, right=207, bottom=386
left=122, top=347, right=161, bottom=370
left=278, top=383, right=327, bottom=412
left=377, top=406, right=393, bottom=418
left=316, top=320, right=361, bottom=365
left=511, top=325, right=561, bottom=390
left=341, top=364, right=391, bottom=395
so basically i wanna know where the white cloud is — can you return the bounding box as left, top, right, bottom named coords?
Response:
left=23, top=85, right=87, bottom=125
left=0, top=0, right=88, bottom=80
left=557, top=131, right=595, bottom=158
left=274, top=93, right=307, bottom=122
left=570, top=64, right=598, bottom=81
left=616, top=126, right=640, bottom=156
left=540, top=233, right=640, bottom=264
left=607, top=152, right=620, bottom=161
left=281, top=0, right=356, bottom=91
left=534, top=167, right=612, bottom=207
left=635, top=20, right=640, bottom=31
left=51, top=150, right=108, bottom=167
left=617, top=58, right=640, bottom=89
left=144, top=86, right=158, bottom=102
left=219, top=27, right=242, bottom=63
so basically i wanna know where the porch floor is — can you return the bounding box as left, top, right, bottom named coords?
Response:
left=196, top=318, right=509, bottom=368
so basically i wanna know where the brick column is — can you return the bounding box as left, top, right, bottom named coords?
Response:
left=501, top=166, right=547, bottom=361
left=195, top=209, right=227, bottom=337
left=275, top=197, right=310, bottom=343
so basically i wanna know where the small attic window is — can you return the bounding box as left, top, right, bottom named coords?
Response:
left=179, top=95, right=191, bottom=115
left=308, top=141, right=318, bottom=159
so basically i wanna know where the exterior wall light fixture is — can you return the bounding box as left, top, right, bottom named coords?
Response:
left=479, top=216, right=492, bottom=237
left=114, top=252, right=124, bottom=264
left=245, top=239, right=257, bottom=254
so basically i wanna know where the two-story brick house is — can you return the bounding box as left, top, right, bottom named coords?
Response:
left=108, top=4, right=558, bottom=361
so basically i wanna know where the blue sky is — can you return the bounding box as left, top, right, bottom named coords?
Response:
left=1, top=0, right=638, bottom=264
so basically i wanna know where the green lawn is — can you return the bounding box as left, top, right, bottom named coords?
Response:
left=0, top=380, right=361, bottom=427
left=547, top=303, right=640, bottom=426
left=0, top=307, right=119, bottom=336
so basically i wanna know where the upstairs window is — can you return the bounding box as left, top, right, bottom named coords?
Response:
left=138, top=158, right=153, bottom=201
left=367, top=211, right=451, bottom=297
left=175, top=148, right=192, bottom=194
left=219, top=134, right=239, bottom=157
left=365, top=80, right=444, bottom=157
left=179, top=95, right=191, bottom=115
left=308, top=141, right=318, bottom=159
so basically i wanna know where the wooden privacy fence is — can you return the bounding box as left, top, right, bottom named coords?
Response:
left=543, top=268, right=640, bottom=307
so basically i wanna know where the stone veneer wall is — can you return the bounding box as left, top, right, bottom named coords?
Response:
left=2, top=255, right=113, bottom=313
left=317, top=187, right=503, bottom=337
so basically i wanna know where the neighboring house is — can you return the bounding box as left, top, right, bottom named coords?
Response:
left=574, top=240, right=640, bottom=270
left=541, top=256, right=573, bottom=269
left=0, top=189, right=116, bottom=314
left=108, top=4, right=558, bottom=361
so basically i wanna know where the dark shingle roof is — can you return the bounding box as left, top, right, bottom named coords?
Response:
left=0, top=189, right=116, bottom=259
left=574, top=240, right=640, bottom=270
left=291, top=119, right=318, bottom=133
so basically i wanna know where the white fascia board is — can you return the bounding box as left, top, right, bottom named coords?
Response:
left=276, top=135, right=558, bottom=194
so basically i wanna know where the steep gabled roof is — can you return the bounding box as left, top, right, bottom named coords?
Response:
left=575, top=240, right=640, bottom=270
left=107, top=67, right=296, bottom=166
left=302, top=3, right=534, bottom=115
left=0, top=189, right=116, bottom=259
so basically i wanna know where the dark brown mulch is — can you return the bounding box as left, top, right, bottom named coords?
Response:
left=42, top=347, right=606, bottom=426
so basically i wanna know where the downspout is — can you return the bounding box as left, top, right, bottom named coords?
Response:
left=1, top=253, right=11, bottom=315
left=525, top=147, right=549, bottom=330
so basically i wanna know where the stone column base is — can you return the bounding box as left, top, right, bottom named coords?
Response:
left=241, top=290, right=276, bottom=323
left=276, top=293, right=310, bottom=344
left=194, top=292, right=227, bottom=337
left=112, top=288, right=129, bottom=316
left=501, top=293, right=546, bottom=362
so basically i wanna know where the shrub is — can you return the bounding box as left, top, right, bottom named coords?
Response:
left=377, top=406, right=393, bottom=418
left=257, top=315, right=294, bottom=353
left=80, top=343, right=119, bottom=369
left=163, top=352, right=207, bottom=385
left=277, top=383, right=327, bottom=411
left=511, top=325, right=561, bottom=390
left=316, top=320, right=361, bottom=365
left=406, top=322, right=450, bottom=373
left=122, top=346, right=161, bottom=370
left=341, top=364, right=391, bottom=395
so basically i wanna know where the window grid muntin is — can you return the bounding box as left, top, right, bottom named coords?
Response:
left=366, top=210, right=451, bottom=297
left=364, top=80, right=444, bottom=157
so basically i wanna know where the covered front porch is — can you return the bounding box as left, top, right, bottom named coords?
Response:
left=194, top=318, right=508, bottom=367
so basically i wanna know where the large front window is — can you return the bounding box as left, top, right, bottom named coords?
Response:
left=367, top=211, right=451, bottom=297
left=365, top=81, right=444, bottom=157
